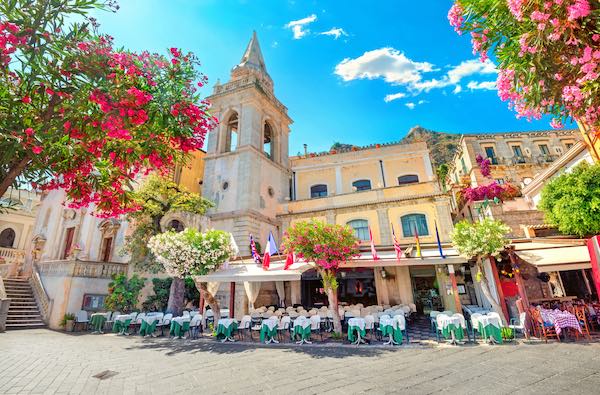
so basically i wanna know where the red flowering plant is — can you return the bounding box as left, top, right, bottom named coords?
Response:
left=281, top=219, right=360, bottom=334
left=448, top=0, right=599, bottom=131
left=459, top=154, right=521, bottom=203
left=0, top=0, right=217, bottom=217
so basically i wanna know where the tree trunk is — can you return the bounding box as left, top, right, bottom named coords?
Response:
left=477, top=258, right=508, bottom=326
left=166, top=277, right=185, bottom=316
left=0, top=155, right=31, bottom=197
left=197, top=281, right=221, bottom=323
left=326, top=287, right=342, bottom=334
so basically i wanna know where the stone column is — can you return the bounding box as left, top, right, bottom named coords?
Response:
left=395, top=266, right=414, bottom=305
left=376, top=208, right=392, bottom=245
left=374, top=267, right=389, bottom=305
left=448, top=265, right=462, bottom=314
left=290, top=280, right=301, bottom=306
left=335, top=166, right=343, bottom=195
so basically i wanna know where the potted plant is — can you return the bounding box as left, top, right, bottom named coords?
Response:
left=60, top=313, right=75, bottom=332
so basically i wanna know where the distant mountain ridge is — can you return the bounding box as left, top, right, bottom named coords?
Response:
left=400, top=126, right=460, bottom=168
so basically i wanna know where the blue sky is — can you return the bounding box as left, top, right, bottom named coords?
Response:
left=92, top=0, right=562, bottom=155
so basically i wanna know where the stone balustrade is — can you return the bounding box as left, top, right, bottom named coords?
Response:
left=30, top=269, right=52, bottom=323
left=36, top=260, right=128, bottom=279
left=0, top=247, right=25, bottom=264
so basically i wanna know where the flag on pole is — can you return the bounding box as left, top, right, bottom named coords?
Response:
left=262, top=232, right=278, bottom=270
left=413, top=224, right=422, bottom=259
left=391, top=223, right=402, bottom=261
left=369, top=226, right=380, bottom=260
left=284, top=249, right=294, bottom=270
left=435, top=221, right=445, bottom=259
left=250, top=235, right=262, bottom=264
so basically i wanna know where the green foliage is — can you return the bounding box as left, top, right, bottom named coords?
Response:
left=104, top=273, right=145, bottom=313
left=141, top=277, right=172, bottom=312
left=539, top=162, right=600, bottom=237
left=59, top=313, right=75, bottom=327
left=451, top=219, right=510, bottom=260
left=437, top=164, right=449, bottom=190
left=122, top=175, right=214, bottom=273
left=184, top=277, right=200, bottom=306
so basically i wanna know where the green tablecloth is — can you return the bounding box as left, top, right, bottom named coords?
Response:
left=478, top=322, right=503, bottom=344
left=293, top=325, right=311, bottom=341
left=139, top=319, right=158, bottom=336
left=260, top=323, right=279, bottom=343
left=441, top=323, right=464, bottom=341
left=347, top=325, right=366, bottom=342
left=216, top=322, right=237, bottom=339
left=170, top=320, right=190, bottom=337
left=90, top=314, right=106, bottom=332
left=379, top=324, right=403, bottom=344
left=112, top=319, right=131, bottom=334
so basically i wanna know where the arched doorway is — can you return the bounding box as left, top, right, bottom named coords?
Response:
left=0, top=228, right=16, bottom=248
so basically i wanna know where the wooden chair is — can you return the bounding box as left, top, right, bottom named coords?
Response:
left=574, top=306, right=592, bottom=341
left=530, top=308, right=560, bottom=343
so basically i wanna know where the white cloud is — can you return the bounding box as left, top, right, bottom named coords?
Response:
left=447, top=59, right=496, bottom=84
left=453, top=85, right=462, bottom=94
left=418, top=100, right=427, bottom=105
left=383, top=92, right=406, bottom=103
left=334, top=47, right=434, bottom=86
left=320, top=27, right=348, bottom=40
left=466, top=80, right=497, bottom=90
left=405, top=102, right=416, bottom=109
left=285, top=14, right=317, bottom=39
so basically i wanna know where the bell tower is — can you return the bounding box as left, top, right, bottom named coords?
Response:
left=203, top=32, right=292, bottom=255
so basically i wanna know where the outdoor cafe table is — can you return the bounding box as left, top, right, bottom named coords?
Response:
left=170, top=316, right=191, bottom=338
left=139, top=315, right=160, bottom=337
left=347, top=317, right=366, bottom=345
left=438, top=315, right=464, bottom=345
left=478, top=315, right=503, bottom=344
left=112, top=314, right=132, bottom=335
left=260, top=317, right=279, bottom=344
left=90, top=312, right=108, bottom=334
left=292, top=317, right=312, bottom=345
left=216, top=318, right=237, bottom=342
left=379, top=316, right=403, bottom=345
left=541, top=309, right=582, bottom=336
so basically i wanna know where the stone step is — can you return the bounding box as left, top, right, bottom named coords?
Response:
left=6, top=297, right=35, bottom=302
left=9, top=301, right=37, bottom=305
left=7, top=314, right=42, bottom=319
left=8, top=309, right=41, bottom=314
left=6, top=319, right=45, bottom=325
left=5, top=322, right=46, bottom=329
left=6, top=290, right=33, bottom=295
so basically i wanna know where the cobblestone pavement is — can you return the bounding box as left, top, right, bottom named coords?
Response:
left=2, top=329, right=600, bottom=395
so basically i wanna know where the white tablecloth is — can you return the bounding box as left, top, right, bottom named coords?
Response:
left=437, top=315, right=461, bottom=330
left=348, top=317, right=365, bottom=330
left=115, top=314, right=131, bottom=322
left=173, top=316, right=191, bottom=325
left=262, top=319, right=278, bottom=330
left=293, top=317, right=310, bottom=329
left=479, top=315, right=501, bottom=329
left=143, top=315, right=160, bottom=324
left=91, top=312, right=109, bottom=319
left=218, top=318, right=235, bottom=328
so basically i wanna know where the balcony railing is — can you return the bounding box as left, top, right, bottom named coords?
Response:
left=36, top=260, right=128, bottom=279
left=0, top=247, right=25, bottom=264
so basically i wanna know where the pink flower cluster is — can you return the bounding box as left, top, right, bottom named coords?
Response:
left=567, top=0, right=591, bottom=20
left=461, top=182, right=520, bottom=203
left=0, top=20, right=27, bottom=66
left=475, top=154, right=492, bottom=178
left=448, top=3, right=465, bottom=34
left=507, top=0, right=526, bottom=21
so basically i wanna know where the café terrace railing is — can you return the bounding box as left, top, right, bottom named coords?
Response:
left=35, top=259, right=128, bottom=279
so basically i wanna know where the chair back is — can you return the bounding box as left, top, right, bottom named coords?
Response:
left=471, top=313, right=483, bottom=329
left=239, top=315, right=251, bottom=329
left=429, top=310, right=441, bottom=318
left=279, top=315, right=291, bottom=329
left=436, top=314, right=450, bottom=329
left=76, top=310, right=88, bottom=322
left=452, top=313, right=466, bottom=329
left=574, top=306, right=587, bottom=324
left=518, top=311, right=527, bottom=327
left=309, top=315, right=321, bottom=329
left=135, top=313, right=146, bottom=324
left=442, top=310, right=453, bottom=316
left=190, top=314, right=203, bottom=327
left=182, top=311, right=190, bottom=317
left=129, top=312, right=138, bottom=321
left=205, top=309, right=214, bottom=317
left=364, top=315, right=375, bottom=329
left=379, top=314, right=391, bottom=322
left=111, top=311, right=121, bottom=320
left=393, top=314, right=406, bottom=331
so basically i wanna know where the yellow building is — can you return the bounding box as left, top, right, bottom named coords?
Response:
left=173, top=149, right=206, bottom=195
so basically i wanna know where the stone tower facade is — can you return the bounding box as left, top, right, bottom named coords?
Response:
left=203, top=32, right=292, bottom=255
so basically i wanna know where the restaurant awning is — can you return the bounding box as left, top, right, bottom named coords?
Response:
left=194, top=261, right=313, bottom=282
left=340, top=246, right=466, bottom=268
left=515, top=245, right=591, bottom=272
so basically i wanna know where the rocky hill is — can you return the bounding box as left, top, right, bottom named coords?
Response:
left=400, top=126, right=460, bottom=168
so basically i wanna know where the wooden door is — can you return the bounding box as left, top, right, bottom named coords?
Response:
left=62, top=227, right=75, bottom=259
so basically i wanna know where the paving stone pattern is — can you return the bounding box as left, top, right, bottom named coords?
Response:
left=2, top=329, right=600, bottom=394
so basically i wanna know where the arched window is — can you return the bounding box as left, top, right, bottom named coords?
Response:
left=168, top=220, right=185, bottom=232
left=224, top=112, right=239, bottom=153
left=352, top=179, right=371, bottom=192
left=310, top=184, right=327, bottom=198
left=264, top=122, right=275, bottom=160
left=398, top=174, right=419, bottom=185
left=0, top=228, right=16, bottom=248
left=347, top=219, right=369, bottom=241
left=401, top=214, right=429, bottom=237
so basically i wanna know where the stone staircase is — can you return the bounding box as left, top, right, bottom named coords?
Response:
left=4, top=277, right=45, bottom=329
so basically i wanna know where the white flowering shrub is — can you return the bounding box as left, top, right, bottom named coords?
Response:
left=148, top=228, right=234, bottom=277
left=451, top=219, right=510, bottom=260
